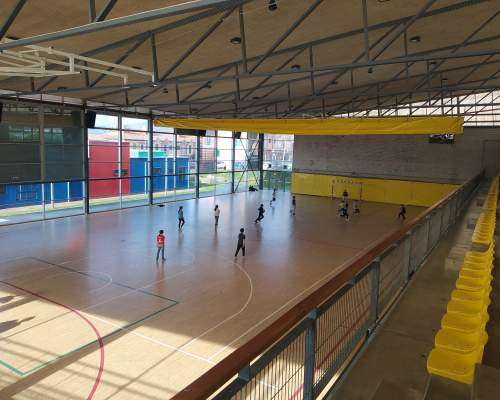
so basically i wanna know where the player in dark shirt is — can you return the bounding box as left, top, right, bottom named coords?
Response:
left=398, top=205, right=407, bottom=220
left=254, top=204, right=265, bottom=223
left=235, top=228, right=246, bottom=257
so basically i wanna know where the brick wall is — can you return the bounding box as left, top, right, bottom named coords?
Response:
left=293, top=127, right=500, bottom=184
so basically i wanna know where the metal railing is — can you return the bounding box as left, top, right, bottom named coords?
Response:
left=173, top=172, right=482, bottom=400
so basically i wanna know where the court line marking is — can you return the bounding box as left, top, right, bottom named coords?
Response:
left=85, top=314, right=215, bottom=365
left=208, top=237, right=381, bottom=361
left=0, top=280, right=104, bottom=400
left=31, top=257, right=179, bottom=304
left=0, top=295, right=178, bottom=377
left=176, top=253, right=254, bottom=351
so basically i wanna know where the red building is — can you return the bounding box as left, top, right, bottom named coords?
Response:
left=88, top=141, right=130, bottom=198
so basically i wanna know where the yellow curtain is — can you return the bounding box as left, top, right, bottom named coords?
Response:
left=154, top=116, right=463, bottom=135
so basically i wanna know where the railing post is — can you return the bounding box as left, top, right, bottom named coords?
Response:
left=369, top=258, right=381, bottom=333
left=403, top=231, right=412, bottom=281
left=303, top=310, right=317, bottom=400
left=425, top=214, right=432, bottom=252
left=238, top=364, right=251, bottom=385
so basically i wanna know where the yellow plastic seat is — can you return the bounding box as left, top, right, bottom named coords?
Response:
left=427, top=348, right=476, bottom=384
left=451, top=289, right=490, bottom=304
left=456, top=276, right=492, bottom=292
left=461, top=261, right=492, bottom=273
left=459, top=269, right=492, bottom=281
left=435, top=329, right=487, bottom=362
left=447, top=299, right=488, bottom=317
left=441, top=313, right=487, bottom=334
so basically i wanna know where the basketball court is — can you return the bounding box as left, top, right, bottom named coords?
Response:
left=0, top=191, right=421, bottom=399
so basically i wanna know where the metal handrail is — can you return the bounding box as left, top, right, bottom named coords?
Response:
left=172, top=171, right=483, bottom=400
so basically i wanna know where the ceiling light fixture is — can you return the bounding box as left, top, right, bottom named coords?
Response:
left=368, top=67, right=374, bottom=74
left=162, top=87, right=169, bottom=93
left=204, top=82, right=212, bottom=89
left=409, top=35, right=421, bottom=43
left=291, top=64, right=301, bottom=71
left=331, top=80, right=338, bottom=85
left=268, top=0, right=278, bottom=11
left=57, top=86, right=67, bottom=90
left=230, top=37, right=242, bottom=45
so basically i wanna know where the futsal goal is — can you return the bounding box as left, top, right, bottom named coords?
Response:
left=330, top=177, right=364, bottom=201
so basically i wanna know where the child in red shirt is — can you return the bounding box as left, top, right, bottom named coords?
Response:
left=156, top=230, right=166, bottom=262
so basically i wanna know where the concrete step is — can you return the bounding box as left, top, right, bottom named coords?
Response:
left=423, top=375, right=470, bottom=400
left=472, top=364, right=500, bottom=400
left=371, top=379, right=422, bottom=400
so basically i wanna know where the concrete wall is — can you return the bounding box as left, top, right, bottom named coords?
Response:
left=293, top=127, right=500, bottom=184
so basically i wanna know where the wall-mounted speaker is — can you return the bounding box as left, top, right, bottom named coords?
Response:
left=176, top=128, right=206, bottom=136
left=234, top=131, right=241, bottom=139
left=85, top=111, right=97, bottom=128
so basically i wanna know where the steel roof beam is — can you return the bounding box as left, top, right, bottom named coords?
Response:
left=0, top=0, right=27, bottom=41
left=0, top=0, right=250, bottom=51
left=249, top=0, right=324, bottom=73
left=87, top=0, right=490, bottom=103
left=132, top=6, right=237, bottom=104
left=94, top=0, right=118, bottom=22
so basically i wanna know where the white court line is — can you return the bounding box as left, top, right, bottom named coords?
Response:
left=175, top=253, right=254, bottom=351
left=208, top=238, right=381, bottom=361
left=86, top=313, right=215, bottom=365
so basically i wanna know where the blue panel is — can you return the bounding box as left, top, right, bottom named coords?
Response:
left=153, top=158, right=166, bottom=192
left=53, top=182, right=69, bottom=201
left=130, top=158, right=147, bottom=193
left=69, top=181, right=83, bottom=200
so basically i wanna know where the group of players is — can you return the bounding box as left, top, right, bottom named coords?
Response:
left=155, top=188, right=407, bottom=262
left=154, top=188, right=297, bottom=262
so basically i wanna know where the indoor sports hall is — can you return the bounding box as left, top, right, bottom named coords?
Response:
left=0, top=1, right=499, bottom=400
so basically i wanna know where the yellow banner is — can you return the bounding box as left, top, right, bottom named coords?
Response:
left=154, top=116, right=463, bottom=135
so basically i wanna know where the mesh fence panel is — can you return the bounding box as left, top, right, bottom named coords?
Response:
left=313, top=269, right=373, bottom=395
left=409, top=221, right=428, bottom=273
left=378, top=243, right=406, bottom=314
left=428, top=210, right=442, bottom=249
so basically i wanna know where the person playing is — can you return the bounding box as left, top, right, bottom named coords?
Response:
left=255, top=204, right=265, bottom=223
left=156, top=230, right=166, bottom=262
left=290, top=195, right=296, bottom=215
left=342, top=189, right=349, bottom=203
left=235, top=228, right=246, bottom=257
left=270, top=188, right=277, bottom=206
left=338, top=201, right=345, bottom=216
left=214, top=204, right=220, bottom=226
left=353, top=200, right=360, bottom=214
left=178, top=206, right=185, bottom=229
left=398, top=204, right=407, bottom=220
left=343, top=201, right=350, bottom=221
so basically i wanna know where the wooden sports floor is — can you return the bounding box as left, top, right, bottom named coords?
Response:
left=0, top=191, right=422, bottom=399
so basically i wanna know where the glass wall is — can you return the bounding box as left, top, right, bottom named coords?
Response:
left=234, top=132, right=260, bottom=192
left=88, top=115, right=150, bottom=211
left=263, top=134, right=294, bottom=191
left=1, top=105, right=297, bottom=225
left=0, top=102, right=85, bottom=224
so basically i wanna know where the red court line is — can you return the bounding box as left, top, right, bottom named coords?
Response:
left=0, top=280, right=104, bottom=400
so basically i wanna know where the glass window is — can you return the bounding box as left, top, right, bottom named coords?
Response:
left=122, top=117, right=148, bottom=131
left=94, top=114, right=118, bottom=129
